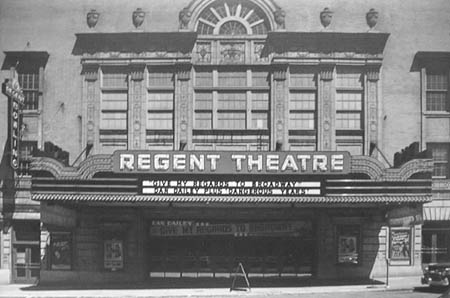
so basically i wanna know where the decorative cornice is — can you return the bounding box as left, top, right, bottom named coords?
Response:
left=350, top=156, right=433, bottom=181
left=264, top=32, right=389, bottom=57
left=31, top=155, right=112, bottom=179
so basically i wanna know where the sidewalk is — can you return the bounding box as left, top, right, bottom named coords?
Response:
left=0, top=276, right=423, bottom=298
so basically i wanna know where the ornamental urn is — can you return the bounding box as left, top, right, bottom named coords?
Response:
left=132, top=8, right=145, bottom=28
left=86, top=9, right=100, bottom=28
left=320, top=7, right=333, bottom=28
left=366, top=8, right=379, bottom=29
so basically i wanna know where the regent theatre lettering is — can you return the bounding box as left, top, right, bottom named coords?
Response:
left=113, top=151, right=351, bottom=197
left=113, top=151, right=350, bottom=175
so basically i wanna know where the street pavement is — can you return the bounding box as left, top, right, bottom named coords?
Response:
left=0, top=277, right=448, bottom=298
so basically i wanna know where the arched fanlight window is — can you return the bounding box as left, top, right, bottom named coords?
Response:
left=196, top=0, right=270, bottom=35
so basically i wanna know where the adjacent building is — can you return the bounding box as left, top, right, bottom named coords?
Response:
left=0, top=0, right=448, bottom=285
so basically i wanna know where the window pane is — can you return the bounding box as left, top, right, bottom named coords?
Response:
left=429, top=143, right=449, bottom=178
left=23, top=90, right=39, bottom=110
left=427, top=72, right=448, bottom=90
left=426, top=91, right=447, bottom=111
left=217, top=112, right=245, bottom=129
left=336, top=92, right=362, bottom=110
left=102, top=70, right=127, bottom=88
left=195, top=70, right=213, bottom=87
left=195, top=112, right=212, bottom=129
left=336, top=113, right=361, bottom=129
left=195, top=92, right=213, bottom=110
left=148, top=70, right=173, bottom=87
left=218, top=71, right=246, bottom=87
left=100, top=112, right=127, bottom=129
left=289, top=112, right=315, bottom=130
left=251, top=112, right=268, bottom=129
left=336, top=69, right=362, bottom=88
left=147, top=112, right=173, bottom=129
left=148, top=92, right=173, bottom=110
left=290, top=68, right=315, bottom=88
left=18, top=73, right=39, bottom=90
left=252, top=71, right=269, bottom=87
left=252, top=92, right=269, bottom=110
left=290, top=92, right=316, bottom=110
left=218, top=92, right=246, bottom=109
left=102, top=92, right=127, bottom=110
left=336, top=143, right=363, bottom=156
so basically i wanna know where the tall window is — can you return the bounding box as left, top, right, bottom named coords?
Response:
left=335, top=68, right=364, bottom=155
left=426, top=70, right=449, bottom=112
left=18, top=72, right=39, bottom=110
left=288, top=66, right=317, bottom=151
left=194, top=68, right=269, bottom=130
left=147, top=67, right=174, bottom=150
left=428, top=143, right=450, bottom=178
left=100, top=67, right=128, bottom=154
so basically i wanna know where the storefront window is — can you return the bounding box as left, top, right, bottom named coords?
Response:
left=50, top=232, right=72, bottom=270
left=389, top=228, right=411, bottom=265
left=337, top=225, right=360, bottom=264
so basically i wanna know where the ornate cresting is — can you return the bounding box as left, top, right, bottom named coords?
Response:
left=182, top=0, right=284, bottom=33
left=31, top=155, right=432, bottom=181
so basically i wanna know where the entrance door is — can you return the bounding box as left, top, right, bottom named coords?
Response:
left=12, top=244, right=40, bottom=283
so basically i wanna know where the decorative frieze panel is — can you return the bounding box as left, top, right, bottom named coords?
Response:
left=319, top=64, right=335, bottom=151
left=219, top=42, right=245, bottom=64
left=176, top=64, right=192, bottom=148
left=366, top=65, right=380, bottom=155
left=129, top=65, right=145, bottom=149
left=195, top=42, right=212, bottom=63
left=254, top=42, right=268, bottom=63
left=272, top=65, right=287, bottom=149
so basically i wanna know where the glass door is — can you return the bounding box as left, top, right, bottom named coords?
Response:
left=12, top=244, right=40, bottom=283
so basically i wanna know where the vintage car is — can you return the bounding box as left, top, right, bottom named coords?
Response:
left=422, top=263, right=450, bottom=287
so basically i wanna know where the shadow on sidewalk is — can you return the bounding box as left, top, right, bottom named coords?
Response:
left=20, top=277, right=384, bottom=291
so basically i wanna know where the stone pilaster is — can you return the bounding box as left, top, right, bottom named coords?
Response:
left=129, top=64, right=145, bottom=149
left=318, top=64, right=335, bottom=151
left=82, top=64, right=99, bottom=155
left=272, top=64, right=287, bottom=151
left=366, top=66, right=380, bottom=156
left=175, top=63, right=192, bottom=150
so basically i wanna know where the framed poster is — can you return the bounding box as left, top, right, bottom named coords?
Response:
left=51, top=232, right=72, bottom=270
left=104, top=240, right=123, bottom=270
left=389, top=228, right=411, bottom=265
left=337, top=225, right=360, bottom=264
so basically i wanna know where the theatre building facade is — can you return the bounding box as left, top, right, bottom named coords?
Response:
left=2, top=0, right=448, bottom=285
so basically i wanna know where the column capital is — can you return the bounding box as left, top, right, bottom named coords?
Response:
left=319, top=64, right=334, bottom=81
left=366, top=65, right=380, bottom=81
left=176, top=63, right=192, bottom=81
left=82, top=64, right=99, bottom=81
left=130, top=64, right=145, bottom=81
left=273, top=64, right=287, bottom=81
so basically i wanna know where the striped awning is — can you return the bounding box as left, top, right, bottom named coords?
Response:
left=32, top=193, right=432, bottom=204
left=423, top=207, right=450, bottom=221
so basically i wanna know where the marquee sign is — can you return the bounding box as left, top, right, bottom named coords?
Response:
left=114, top=151, right=350, bottom=175
left=141, top=179, right=322, bottom=196
left=2, top=79, right=25, bottom=170
left=150, top=220, right=313, bottom=237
